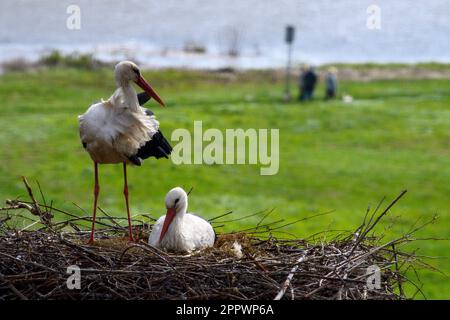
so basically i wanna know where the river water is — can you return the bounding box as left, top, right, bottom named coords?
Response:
left=0, top=0, right=449, bottom=68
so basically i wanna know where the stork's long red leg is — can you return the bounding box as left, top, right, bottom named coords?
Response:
left=123, top=162, right=134, bottom=242
left=88, top=162, right=99, bottom=244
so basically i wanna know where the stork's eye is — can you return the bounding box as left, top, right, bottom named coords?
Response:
left=174, top=198, right=180, bottom=204
left=131, top=66, right=140, bottom=76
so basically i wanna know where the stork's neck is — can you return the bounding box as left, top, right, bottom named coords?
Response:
left=160, top=200, right=189, bottom=249
left=111, top=82, right=139, bottom=111
left=171, top=202, right=188, bottom=226
left=176, top=201, right=188, bottom=218
left=121, top=83, right=137, bottom=101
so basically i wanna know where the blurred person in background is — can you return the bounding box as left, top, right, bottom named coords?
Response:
left=299, top=64, right=318, bottom=101
left=324, top=67, right=338, bottom=100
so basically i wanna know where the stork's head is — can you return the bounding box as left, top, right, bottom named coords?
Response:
left=159, top=187, right=188, bottom=242
left=114, top=61, right=165, bottom=107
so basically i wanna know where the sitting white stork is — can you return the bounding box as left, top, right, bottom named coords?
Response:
left=149, top=187, right=215, bottom=252
left=79, top=61, right=172, bottom=243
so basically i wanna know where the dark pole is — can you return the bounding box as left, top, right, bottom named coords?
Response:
left=284, top=25, right=295, bottom=101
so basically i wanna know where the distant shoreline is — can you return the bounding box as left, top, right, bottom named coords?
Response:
left=1, top=52, right=450, bottom=81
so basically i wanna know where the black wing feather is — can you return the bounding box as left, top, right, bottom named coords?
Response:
left=127, top=94, right=172, bottom=164
left=133, top=130, right=172, bottom=160
left=137, top=92, right=151, bottom=105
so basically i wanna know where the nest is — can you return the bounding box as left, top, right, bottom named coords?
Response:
left=0, top=178, right=437, bottom=300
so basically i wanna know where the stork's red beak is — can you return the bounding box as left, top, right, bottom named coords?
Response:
left=135, top=75, right=165, bottom=107
left=159, top=207, right=176, bottom=242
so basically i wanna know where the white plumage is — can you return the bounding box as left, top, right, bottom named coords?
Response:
left=149, top=187, right=215, bottom=253
left=79, top=62, right=160, bottom=164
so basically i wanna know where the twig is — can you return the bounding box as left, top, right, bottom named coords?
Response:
left=274, top=250, right=308, bottom=300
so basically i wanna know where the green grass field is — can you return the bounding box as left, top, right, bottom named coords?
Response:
left=0, top=67, right=448, bottom=299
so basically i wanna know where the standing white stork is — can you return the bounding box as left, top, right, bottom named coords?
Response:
left=79, top=61, right=172, bottom=243
left=149, top=187, right=215, bottom=252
